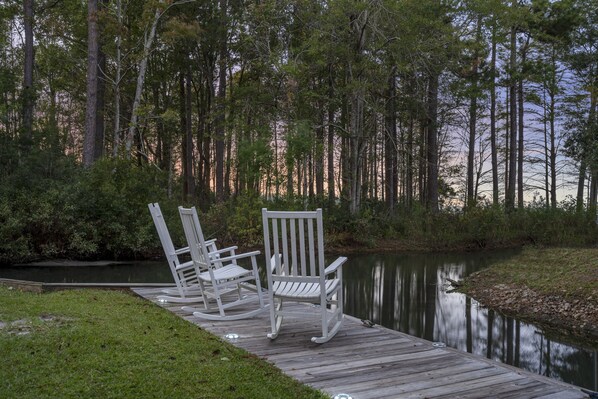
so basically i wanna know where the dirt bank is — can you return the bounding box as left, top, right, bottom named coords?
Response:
left=460, top=271, right=598, bottom=347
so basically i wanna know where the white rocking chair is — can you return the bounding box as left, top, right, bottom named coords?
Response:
left=148, top=202, right=218, bottom=303
left=261, top=208, right=347, bottom=343
left=178, top=206, right=267, bottom=321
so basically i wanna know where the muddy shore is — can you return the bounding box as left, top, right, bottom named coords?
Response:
left=459, top=271, right=598, bottom=347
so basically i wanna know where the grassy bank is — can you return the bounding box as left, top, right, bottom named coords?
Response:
left=459, top=247, right=598, bottom=344
left=0, top=286, right=326, bottom=399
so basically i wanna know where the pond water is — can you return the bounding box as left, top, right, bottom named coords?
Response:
left=344, top=250, right=597, bottom=392
left=1, top=250, right=596, bottom=390
left=0, top=261, right=172, bottom=284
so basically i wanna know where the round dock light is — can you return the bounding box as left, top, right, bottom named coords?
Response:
left=432, top=342, right=446, bottom=348
left=332, top=394, right=353, bottom=399
left=223, top=333, right=239, bottom=341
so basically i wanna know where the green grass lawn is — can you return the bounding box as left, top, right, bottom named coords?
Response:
left=0, top=286, right=327, bottom=399
left=468, top=247, right=598, bottom=299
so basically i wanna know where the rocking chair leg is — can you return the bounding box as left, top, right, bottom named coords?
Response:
left=267, top=299, right=283, bottom=340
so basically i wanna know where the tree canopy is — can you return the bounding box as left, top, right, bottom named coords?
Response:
left=1, top=0, right=598, bottom=262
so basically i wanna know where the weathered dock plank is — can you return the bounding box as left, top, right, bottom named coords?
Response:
left=132, top=287, right=586, bottom=399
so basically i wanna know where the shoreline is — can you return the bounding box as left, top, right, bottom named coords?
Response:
left=459, top=278, right=598, bottom=348
left=457, top=247, right=598, bottom=348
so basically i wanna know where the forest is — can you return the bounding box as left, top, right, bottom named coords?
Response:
left=1, top=0, right=598, bottom=264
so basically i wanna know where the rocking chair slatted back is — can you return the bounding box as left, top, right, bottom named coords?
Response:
left=265, top=209, right=325, bottom=279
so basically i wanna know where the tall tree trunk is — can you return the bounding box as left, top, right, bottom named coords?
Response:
left=94, top=41, right=106, bottom=160
left=287, top=156, right=294, bottom=198
left=517, top=79, right=524, bottom=208
left=588, top=93, right=598, bottom=215
left=348, top=10, right=368, bottom=215
left=467, top=94, right=477, bottom=208
left=22, top=0, right=34, bottom=154
left=185, top=68, right=195, bottom=198
left=518, top=37, right=531, bottom=208
left=112, top=0, right=122, bottom=157
left=467, top=16, right=481, bottom=209
left=505, top=90, right=510, bottom=196
left=316, top=112, right=325, bottom=198
left=577, top=159, right=587, bottom=213
left=406, top=116, right=414, bottom=210
left=83, top=0, right=99, bottom=167
left=215, top=0, right=227, bottom=201
left=274, top=119, right=280, bottom=198
left=154, top=85, right=168, bottom=169
left=590, top=171, right=598, bottom=214
left=549, top=76, right=557, bottom=209
left=490, top=18, right=499, bottom=206
left=506, top=22, right=517, bottom=210
left=543, top=81, right=550, bottom=207
left=181, top=70, right=195, bottom=200
left=327, top=65, right=335, bottom=205
left=419, top=122, right=426, bottom=205
left=385, top=67, right=397, bottom=212
left=349, top=87, right=365, bottom=215
left=225, top=130, right=232, bottom=197
left=125, top=7, right=161, bottom=157
left=340, top=101, right=350, bottom=205
left=203, top=79, right=214, bottom=198
left=426, top=72, right=439, bottom=213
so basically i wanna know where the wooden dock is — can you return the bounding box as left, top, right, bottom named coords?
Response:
left=132, top=287, right=586, bottom=399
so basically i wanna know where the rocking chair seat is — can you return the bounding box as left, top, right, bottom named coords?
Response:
left=198, top=264, right=255, bottom=282
left=271, top=279, right=340, bottom=300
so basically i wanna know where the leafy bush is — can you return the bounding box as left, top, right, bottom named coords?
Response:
left=203, top=194, right=267, bottom=247
left=70, top=158, right=174, bottom=258
left=1, top=153, right=597, bottom=265
left=0, top=157, right=178, bottom=264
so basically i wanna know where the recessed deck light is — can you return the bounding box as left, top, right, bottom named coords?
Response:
left=332, top=394, right=353, bottom=399
left=223, top=333, right=239, bottom=341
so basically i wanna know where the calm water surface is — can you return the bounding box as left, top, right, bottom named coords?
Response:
left=344, top=250, right=598, bottom=391
left=1, top=250, right=596, bottom=390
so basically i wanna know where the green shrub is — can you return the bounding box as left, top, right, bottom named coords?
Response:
left=203, top=194, right=266, bottom=247
left=1, top=153, right=597, bottom=265
left=70, top=158, right=174, bottom=259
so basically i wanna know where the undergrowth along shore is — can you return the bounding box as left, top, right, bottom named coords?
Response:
left=0, top=287, right=326, bottom=399
left=2, top=168, right=598, bottom=265
left=458, top=247, right=598, bottom=347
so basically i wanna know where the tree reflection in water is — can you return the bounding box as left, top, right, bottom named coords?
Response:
left=343, top=250, right=597, bottom=390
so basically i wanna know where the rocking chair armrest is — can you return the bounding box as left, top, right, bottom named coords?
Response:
left=175, top=260, right=195, bottom=271
left=174, top=246, right=190, bottom=255
left=208, top=246, right=238, bottom=257
left=269, top=254, right=281, bottom=273
left=214, top=250, right=261, bottom=264
left=324, top=256, right=347, bottom=275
